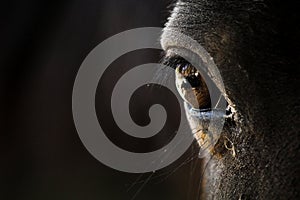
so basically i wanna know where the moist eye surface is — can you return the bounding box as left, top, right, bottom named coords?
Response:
left=162, top=55, right=211, bottom=110
left=178, top=63, right=202, bottom=88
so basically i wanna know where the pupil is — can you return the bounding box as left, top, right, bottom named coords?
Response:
left=186, top=75, right=201, bottom=88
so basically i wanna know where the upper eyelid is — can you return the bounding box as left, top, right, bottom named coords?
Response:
left=160, top=28, right=226, bottom=97
left=160, top=30, right=229, bottom=107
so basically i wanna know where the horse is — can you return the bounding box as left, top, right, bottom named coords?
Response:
left=161, top=0, right=299, bottom=199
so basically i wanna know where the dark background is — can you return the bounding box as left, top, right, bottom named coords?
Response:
left=1, top=0, right=204, bottom=200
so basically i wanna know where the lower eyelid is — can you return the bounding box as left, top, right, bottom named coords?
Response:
left=187, top=104, right=226, bottom=121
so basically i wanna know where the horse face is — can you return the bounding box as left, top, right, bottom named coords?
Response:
left=161, top=0, right=299, bottom=199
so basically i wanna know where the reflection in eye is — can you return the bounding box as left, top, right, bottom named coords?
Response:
left=162, top=55, right=211, bottom=110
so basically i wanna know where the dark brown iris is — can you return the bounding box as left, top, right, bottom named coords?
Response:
left=177, top=63, right=211, bottom=109
left=162, top=55, right=211, bottom=109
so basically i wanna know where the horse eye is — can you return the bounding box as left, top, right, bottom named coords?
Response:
left=163, top=55, right=211, bottom=110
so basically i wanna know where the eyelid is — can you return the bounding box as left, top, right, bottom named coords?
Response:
left=188, top=105, right=227, bottom=121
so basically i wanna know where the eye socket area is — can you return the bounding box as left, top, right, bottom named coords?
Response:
left=162, top=55, right=211, bottom=110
